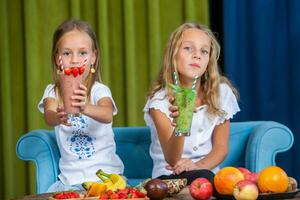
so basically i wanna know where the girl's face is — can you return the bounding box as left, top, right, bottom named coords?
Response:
left=55, top=29, right=96, bottom=79
left=175, top=28, right=211, bottom=84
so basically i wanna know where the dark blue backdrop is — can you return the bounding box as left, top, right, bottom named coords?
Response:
left=223, top=0, right=300, bottom=181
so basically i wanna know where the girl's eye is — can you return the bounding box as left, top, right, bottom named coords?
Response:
left=62, top=52, right=71, bottom=56
left=79, top=51, right=88, bottom=56
left=183, top=46, right=193, bottom=52
left=201, top=49, right=209, bottom=55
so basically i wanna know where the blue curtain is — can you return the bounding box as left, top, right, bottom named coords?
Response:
left=223, top=0, right=300, bottom=180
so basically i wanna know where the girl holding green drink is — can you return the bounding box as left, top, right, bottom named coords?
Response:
left=143, top=22, right=240, bottom=185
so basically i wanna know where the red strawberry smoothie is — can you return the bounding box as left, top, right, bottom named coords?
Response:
left=59, top=72, right=83, bottom=115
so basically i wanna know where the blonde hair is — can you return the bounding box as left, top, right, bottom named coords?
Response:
left=51, top=19, right=101, bottom=102
left=147, top=22, right=238, bottom=116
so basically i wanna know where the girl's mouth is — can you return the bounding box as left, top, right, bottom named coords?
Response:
left=190, top=63, right=200, bottom=68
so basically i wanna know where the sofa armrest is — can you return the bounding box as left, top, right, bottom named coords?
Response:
left=245, top=121, right=294, bottom=173
left=16, top=130, right=60, bottom=194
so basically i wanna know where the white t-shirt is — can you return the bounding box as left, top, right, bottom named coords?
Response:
left=38, top=82, right=124, bottom=185
left=143, top=83, right=240, bottom=178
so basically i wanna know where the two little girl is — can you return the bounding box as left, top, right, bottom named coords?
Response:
left=39, top=19, right=239, bottom=191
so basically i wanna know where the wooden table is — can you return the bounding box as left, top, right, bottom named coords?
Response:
left=11, top=188, right=300, bottom=200
left=11, top=189, right=191, bottom=200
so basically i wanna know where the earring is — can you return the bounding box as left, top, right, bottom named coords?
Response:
left=90, top=64, right=95, bottom=73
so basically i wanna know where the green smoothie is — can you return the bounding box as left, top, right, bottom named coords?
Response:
left=169, top=84, right=196, bottom=136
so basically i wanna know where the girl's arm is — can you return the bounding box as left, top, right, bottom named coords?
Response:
left=195, top=119, right=230, bottom=169
left=149, top=108, right=185, bottom=166
left=81, top=97, right=113, bottom=123
left=44, top=98, right=68, bottom=126
left=168, top=120, right=230, bottom=174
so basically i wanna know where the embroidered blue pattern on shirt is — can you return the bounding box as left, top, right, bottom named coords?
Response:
left=69, top=115, right=88, bottom=129
left=68, top=129, right=95, bottom=159
left=67, top=116, right=95, bottom=160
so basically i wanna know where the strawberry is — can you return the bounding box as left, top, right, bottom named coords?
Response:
left=78, top=66, right=85, bottom=75
left=109, top=193, right=119, bottom=199
left=106, top=190, right=114, bottom=196
left=99, top=193, right=109, bottom=199
left=64, top=68, right=72, bottom=76
left=116, top=189, right=128, bottom=199
left=135, top=190, right=146, bottom=198
left=72, top=67, right=79, bottom=77
left=53, top=191, right=80, bottom=199
left=53, top=193, right=64, bottom=199
left=68, top=191, right=80, bottom=198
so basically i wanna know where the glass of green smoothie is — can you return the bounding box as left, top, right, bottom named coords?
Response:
left=168, top=83, right=197, bottom=136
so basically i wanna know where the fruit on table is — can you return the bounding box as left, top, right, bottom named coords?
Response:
left=86, top=182, right=107, bottom=197
left=99, top=187, right=147, bottom=199
left=82, top=177, right=113, bottom=191
left=97, top=173, right=113, bottom=186
left=237, top=167, right=251, bottom=176
left=286, top=177, right=298, bottom=192
left=257, top=166, right=288, bottom=193
left=52, top=191, right=80, bottom=199
left=244, top=172, right=258, bottom=184
left=82, top=181, right=97, bottom=190
left=233, top=180, right=259, bottom=200
left=162, top=178, right=187, bottom=196
left=214, top=166, right=244, bottom=195
left=96, top=169, right=126, bottom=191
left=144, top=178, right=168, bottom=200
left=189, top=178, right=213, bottom=200
left=237, top=167, right=258, bottom=183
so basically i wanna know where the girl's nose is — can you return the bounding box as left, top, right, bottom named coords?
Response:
left=193, top=53, right=201, bottom=59
left=70, top=55, right=81, bottom=64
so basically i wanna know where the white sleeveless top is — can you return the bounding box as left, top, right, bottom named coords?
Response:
left=143, top=83, right=240, bottom=178
left=38, top=82, right=124, bottom=185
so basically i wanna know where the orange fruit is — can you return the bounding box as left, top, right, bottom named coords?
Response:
left=214, top=167, right=245, bottom=195
left=86, top=182, right=107, bottom=197
left=258, top=166, right=289, bottom=193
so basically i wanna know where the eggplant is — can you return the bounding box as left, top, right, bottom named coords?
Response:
left=144, top=178, right=168, bottom=200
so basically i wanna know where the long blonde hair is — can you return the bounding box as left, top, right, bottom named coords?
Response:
left=147, top=22, right=238, bottom=116
left=51, top=19, right=101, bottom=102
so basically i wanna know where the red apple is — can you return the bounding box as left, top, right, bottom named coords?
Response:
left=233, top=180, right=259, bottom=200
left=245, top=172, right=258, bottom=183
left=237, top=167, right=251, bottom=177
left=189, top=178, right=213, bottom=200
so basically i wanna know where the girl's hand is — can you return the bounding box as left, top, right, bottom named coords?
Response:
left=168, top=96, right=179, bottom=127
left=165, top=158, right=198, bottom=175
left=56, top=106, right=71, bottom=126
left=72, top=84, right=88, bottom=112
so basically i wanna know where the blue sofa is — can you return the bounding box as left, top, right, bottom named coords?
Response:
left=16, top=121, right=294, bottom=194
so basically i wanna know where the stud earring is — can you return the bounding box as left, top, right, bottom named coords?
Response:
left=90, top=64, right=95, bottom=73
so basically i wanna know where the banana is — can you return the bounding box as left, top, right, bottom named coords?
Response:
left=96, top=171, right=113, bottom=188
left=96, top=169, right=126, bottom=191
left=82, top=178, right=113, bottom=191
